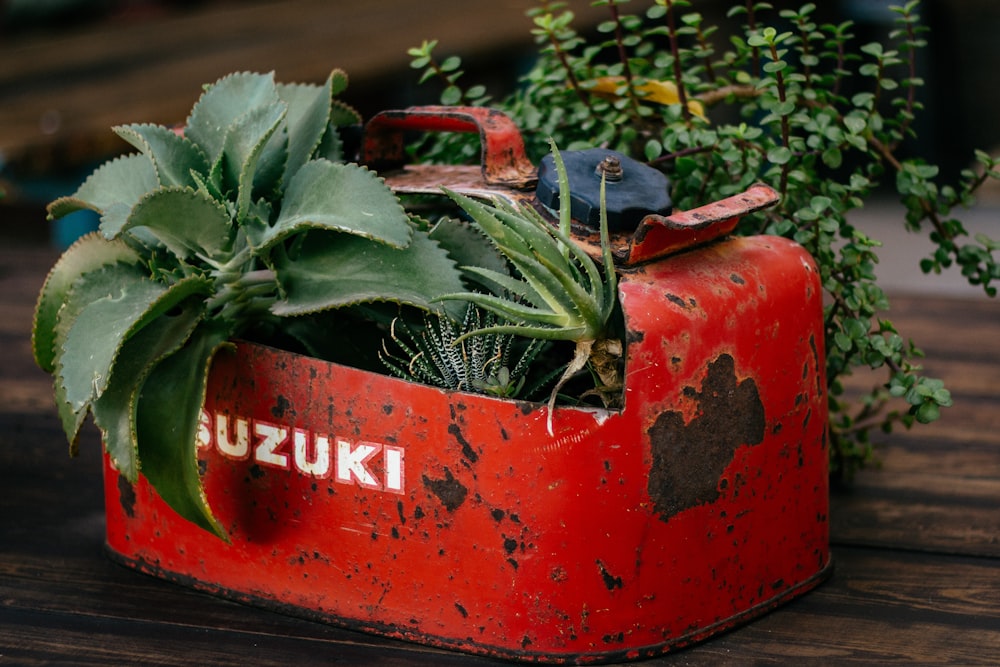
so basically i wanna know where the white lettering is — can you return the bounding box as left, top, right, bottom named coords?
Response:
left=197, top=409, right=211, bottom=449
left=336, top=439, right=381, bottom=490
left=294, top=429, right=331, bottom=477
left=383, top=446, right=405, bottom=494
left=254, top=420, right=289, bottom=468
left=199, top=409, right=404, bottom=493
left=216, top=414, right=250, bottom=459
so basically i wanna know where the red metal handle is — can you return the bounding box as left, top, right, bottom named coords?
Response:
left=625, top=183, right=780, bottom=265
left=361, top=106, right=537, bottom=189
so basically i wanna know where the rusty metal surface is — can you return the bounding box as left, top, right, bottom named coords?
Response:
left=103, top=230, right=829, bottom=664
left=362, top=106, right=538, bottom=189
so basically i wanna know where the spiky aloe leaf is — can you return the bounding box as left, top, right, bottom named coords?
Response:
left=135, top=320, right=232, bottom=540
left=120, top=187, right=233, bottom=260
left=113, top=123, right=210, bottom=189
left=47, top=154, right=158, bottom=222
left=185, top=71, right=281, bottom=164
left=33, top=233, right=142, bottom=372
left=247, top=160, right=412, bottom=252
left=271, top=229, right=464, bottom=317
left=92, top=295, right=206, bottom=482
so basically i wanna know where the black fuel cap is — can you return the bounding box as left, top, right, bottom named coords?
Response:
left=535, top=148, right=672, bottom=232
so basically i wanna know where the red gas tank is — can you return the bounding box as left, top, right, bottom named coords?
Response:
left=103, top=106, right=830, bottom=664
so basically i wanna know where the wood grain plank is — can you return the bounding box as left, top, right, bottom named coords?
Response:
left=0, top=0, right=608, bottom=171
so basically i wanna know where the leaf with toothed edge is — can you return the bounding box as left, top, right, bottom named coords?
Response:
left=184, top=71, right=281, bottom=164
left=33, top=233, right=142, bottom=372
left=122, top=187, right=233, bottom=261
left=135, top=320, right=232, bottom=540
left=47, top=155, right=158, bottom=221
left=271, top=229, right=465, bottom=318
left=113, top=123, right=210, bottom=189
left=57, top=274, right=213, bottom=416
left=247, top=159, right=412, bottom=252
left=92, top=295, right=206, bottom=482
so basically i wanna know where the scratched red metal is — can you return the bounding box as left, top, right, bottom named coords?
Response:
left=102, top=107, right=830, bottom=664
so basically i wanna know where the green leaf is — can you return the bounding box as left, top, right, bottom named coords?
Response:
left=122, top=187, right=233, bottom=260
left=217, top=101, right=288, bottom=222
left=271, top=230, right=464, bottom=317
left=249, top=160, right=411, bottom=252
left=277, top=73, right=335, bottom=185
left=768, top=146, right=793, bottom=164
left=92, top=295, right=206, bottom=482
left=185, top=71, right=281, bottom=164
left=33, top=233, right=142, bottom=372
left=136, top=321, right=232, bottom=539
left=47, top=154, right=158, bottom=220
left=58, top=274, right=213, bottom=413
left=428, top=216, right=510, bottom=285
left=113, top=123, right=210, bottom=189
left=51, top=262, right=151, bottom=449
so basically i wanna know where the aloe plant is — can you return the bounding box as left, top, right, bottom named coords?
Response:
left=436, top=143, right=622, bottom=431
left=32, top=70, right=465, bottom=538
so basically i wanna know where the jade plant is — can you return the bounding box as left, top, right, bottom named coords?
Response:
left=31, top=70, right=469, bottom=537
left=408, top=0, right=999, bottom=477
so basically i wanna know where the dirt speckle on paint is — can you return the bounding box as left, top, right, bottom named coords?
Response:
left=647, top=354, right=765, bottom=520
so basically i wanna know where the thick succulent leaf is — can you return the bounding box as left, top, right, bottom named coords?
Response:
left=277, top=74, right=334, bottom=184
left=58, top=274, right=213, bottom=413
left=185, top=71, right=281, bottom=164
left=122, top=187, right=233, bottom=261
left=52, top=261, right=152, bottom=449
left=439, top=289, right=574, bottom=329
left=47, top=154, right=158, bottom=220
left=271, top=230, right=465, bottom=317
left=451, top=265, right=546, bottom=308
left=92, top=296, right=205, bottom=482
left=247, top=160, right=411, bottom=252
left=135, top=321, right=232, bottom=539
left=113, top=123, right=210, bottom=189
left=33, top=233, right=142, bottom=372
left=327, top=68, right=349, bottom=97
left=217, top=101, right=287, bottom=223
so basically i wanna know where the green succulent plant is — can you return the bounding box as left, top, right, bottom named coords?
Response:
left=32, top=70, right=465, bottom=538
left=379, top=304, right=551, bottom=399
left=436, top=143, right=622, bottom=431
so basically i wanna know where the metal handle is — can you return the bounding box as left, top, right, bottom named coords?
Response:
left=361, top=106, right=537, bottom=189
left=624, top=184, right=780, bottom=265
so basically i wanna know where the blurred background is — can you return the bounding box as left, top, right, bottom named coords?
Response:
left=1, top=0, right=997, bottom=290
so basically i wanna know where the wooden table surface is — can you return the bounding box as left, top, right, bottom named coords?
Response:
left=0, top=0, right=607, bottom=177
left=1, top=240, right=998, bottom=665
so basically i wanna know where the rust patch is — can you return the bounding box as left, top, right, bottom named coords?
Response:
left=117, top=475, right=136, bottom=519
left=596, top=559, right=623, bottom=591
left=447, top=423, right=479, bottom=463
left=647, top=354, right=765, bottom=520
left=422, top=467, right=468, bottom=511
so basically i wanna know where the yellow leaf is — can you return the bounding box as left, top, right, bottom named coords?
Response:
left=585, top=76, right=706, bottom=120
